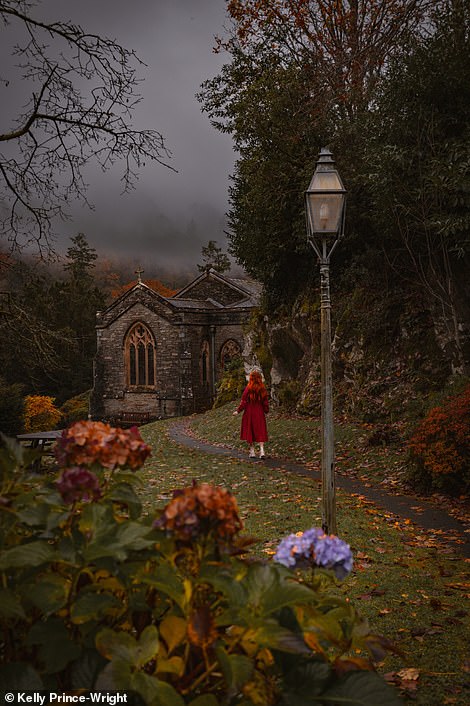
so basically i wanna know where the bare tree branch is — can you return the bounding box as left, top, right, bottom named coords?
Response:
left=0, top=0, right=174, bottom=255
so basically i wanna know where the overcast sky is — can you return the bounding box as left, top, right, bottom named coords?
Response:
left=1, top=0, right=237, bottom=274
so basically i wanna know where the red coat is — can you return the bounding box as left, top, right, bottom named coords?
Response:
left=237, top=386, right=269, bottom=442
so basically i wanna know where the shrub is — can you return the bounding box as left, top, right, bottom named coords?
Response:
left=0, top=376, right=25, bottom=435
left=213, top=356, right=246, bottom=407
left=23, top=394, right=62, bottom=432
left=277, top=379, right=302, bottom=411
left=0, top=421, right=403, bottom=704
left=407, top=383, right=470, bottom=493
left=60, top=390, right=91, bottom=425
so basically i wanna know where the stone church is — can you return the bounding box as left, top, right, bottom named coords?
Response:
left=90, top=268, right=260, bottom=422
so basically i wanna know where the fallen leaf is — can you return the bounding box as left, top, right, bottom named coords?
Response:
left=398, top=668, right=420, bottom=679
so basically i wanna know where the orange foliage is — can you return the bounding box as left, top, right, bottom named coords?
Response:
left=155, top=482, right=243, bottom=541
left=55, top=420, right=151, bottom=471
left=24, top=395, right=62, bottom=432
left=408, top=384, right=470, bottom=492
left=111, top=279, right=177, bottom=299
left=224, top=1, right=431, bottom=106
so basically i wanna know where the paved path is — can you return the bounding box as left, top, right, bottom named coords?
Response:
left=169, top=420, right=470, bottom=558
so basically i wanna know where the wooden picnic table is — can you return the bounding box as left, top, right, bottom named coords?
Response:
left=16, top=429, right=64, bottom=449
left=16, top=429, right=64, bottom=471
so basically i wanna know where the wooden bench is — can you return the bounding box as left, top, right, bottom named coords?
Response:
left=113, top=411, right=151, bottom=427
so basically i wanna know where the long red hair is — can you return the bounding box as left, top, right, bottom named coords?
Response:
left=246, top=370, right=268, bottom=402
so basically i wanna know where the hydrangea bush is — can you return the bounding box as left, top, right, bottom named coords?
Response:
left=0, top=421, right=403, bottom=704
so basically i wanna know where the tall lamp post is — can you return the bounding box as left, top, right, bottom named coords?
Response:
left=305, top=147, right=346, bottom=535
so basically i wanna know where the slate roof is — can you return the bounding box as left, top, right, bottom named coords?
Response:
left=99, top=268, right=261, bottom=320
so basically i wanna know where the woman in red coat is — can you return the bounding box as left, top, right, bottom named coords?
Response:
left=233, top=370, right=269, bottom=459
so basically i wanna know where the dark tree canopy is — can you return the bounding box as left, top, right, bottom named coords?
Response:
left=199, top=0, right=470, bottom=371
left=0, top=0, right=172, bottom=255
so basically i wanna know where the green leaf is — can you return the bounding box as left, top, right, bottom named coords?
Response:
left=282, top=661, right=332, bottom=704
left=96, top=626, right=159, bottom=669
left=260, top=573, right=315, bottom=616
left=105, top=481, right=142, bottom=520
left=96, top=629, right=137, bottom=663
left=323, top=671, right=404, bottom=705
left=252, top=620, right=310, bottom=654
left=70, top=591, right=121, bottom=624
left=0, top=663, right=43, bottom=689
left=96, top=661, right=184, bottom=706
left=199, top=565, right=247, bottom=605
left=79, top=501, right=109, bottom=527
left=70, top=649, right=107, bottom=690
left=0, top=588, right=26, bottom=619
left=112, top=469, right=143, bottom=487
left=94, top=658, right=132, bottom=690
left=16, top=502, right=51, bottom=526
left=116, top=521, right=154, bottom=552
left=83, top=520, right=153, bottom=562
left=57, top=535, right=78, bottom=564
left=216, top=645, right=253, bottom=694
left=0, top=433, right=40, bottom=471
left=22, top=574, right=70, bottom=614
left=131, top=671, right=185, bottom=706
left=245, top=563, right=273, bottom=609
left=0, top=541, right=56, bottom=569
left=243, top=563, right=313, bottom=618
left=140, top=563, right=186, bottom=611
left=134, top=625, right=160, bottom=668
left=26, top=618, right=81, bottom=673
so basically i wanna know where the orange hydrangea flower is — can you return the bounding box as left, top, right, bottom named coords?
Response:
left=55, top=420, right=151, bottom=471
left=155, top=481, right=243, bottom=541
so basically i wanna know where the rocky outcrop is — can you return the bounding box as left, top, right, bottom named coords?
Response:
left=244, top=281, right=463, bottom=423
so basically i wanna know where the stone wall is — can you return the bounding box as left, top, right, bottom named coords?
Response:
left=91, top=299, right=184, bottom=420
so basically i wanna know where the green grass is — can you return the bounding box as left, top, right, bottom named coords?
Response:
left=138, top=409, right=470, bottom=706
left=190, top=403, right=408, bottom=487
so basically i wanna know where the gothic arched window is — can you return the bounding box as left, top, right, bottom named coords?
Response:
left=219, top=339, right=241, bottom=370
left=125, top=322, right=156, bottom=388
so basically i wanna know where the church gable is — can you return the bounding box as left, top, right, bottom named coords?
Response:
left=173, top=269, right=251, bottom=308
left=97, top=282, right=176, bottom=328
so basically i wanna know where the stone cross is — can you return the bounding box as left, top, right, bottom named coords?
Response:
left=135, top=267, right=144, bottom=283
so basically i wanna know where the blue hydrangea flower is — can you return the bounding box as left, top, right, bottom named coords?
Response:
left=313, top=534, right=354, bottom=580
left=273, top=527, right=353, bottom=580
left=273, top=533, right=299, bottom=567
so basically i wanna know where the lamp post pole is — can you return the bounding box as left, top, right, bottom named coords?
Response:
left=319, top=259, right=335, bottom=534
left=305, top=148, right=346, bottom=536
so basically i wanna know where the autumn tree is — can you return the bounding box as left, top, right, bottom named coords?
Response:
left=199, top=1, right=441, bottom=304
left=111, top=278, right=177, bottom=299
left=0, top=0, right=172, bottom=255
left=23, top=394, right=62, bottom=432
left=224, top=0, right=438, bottom=117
